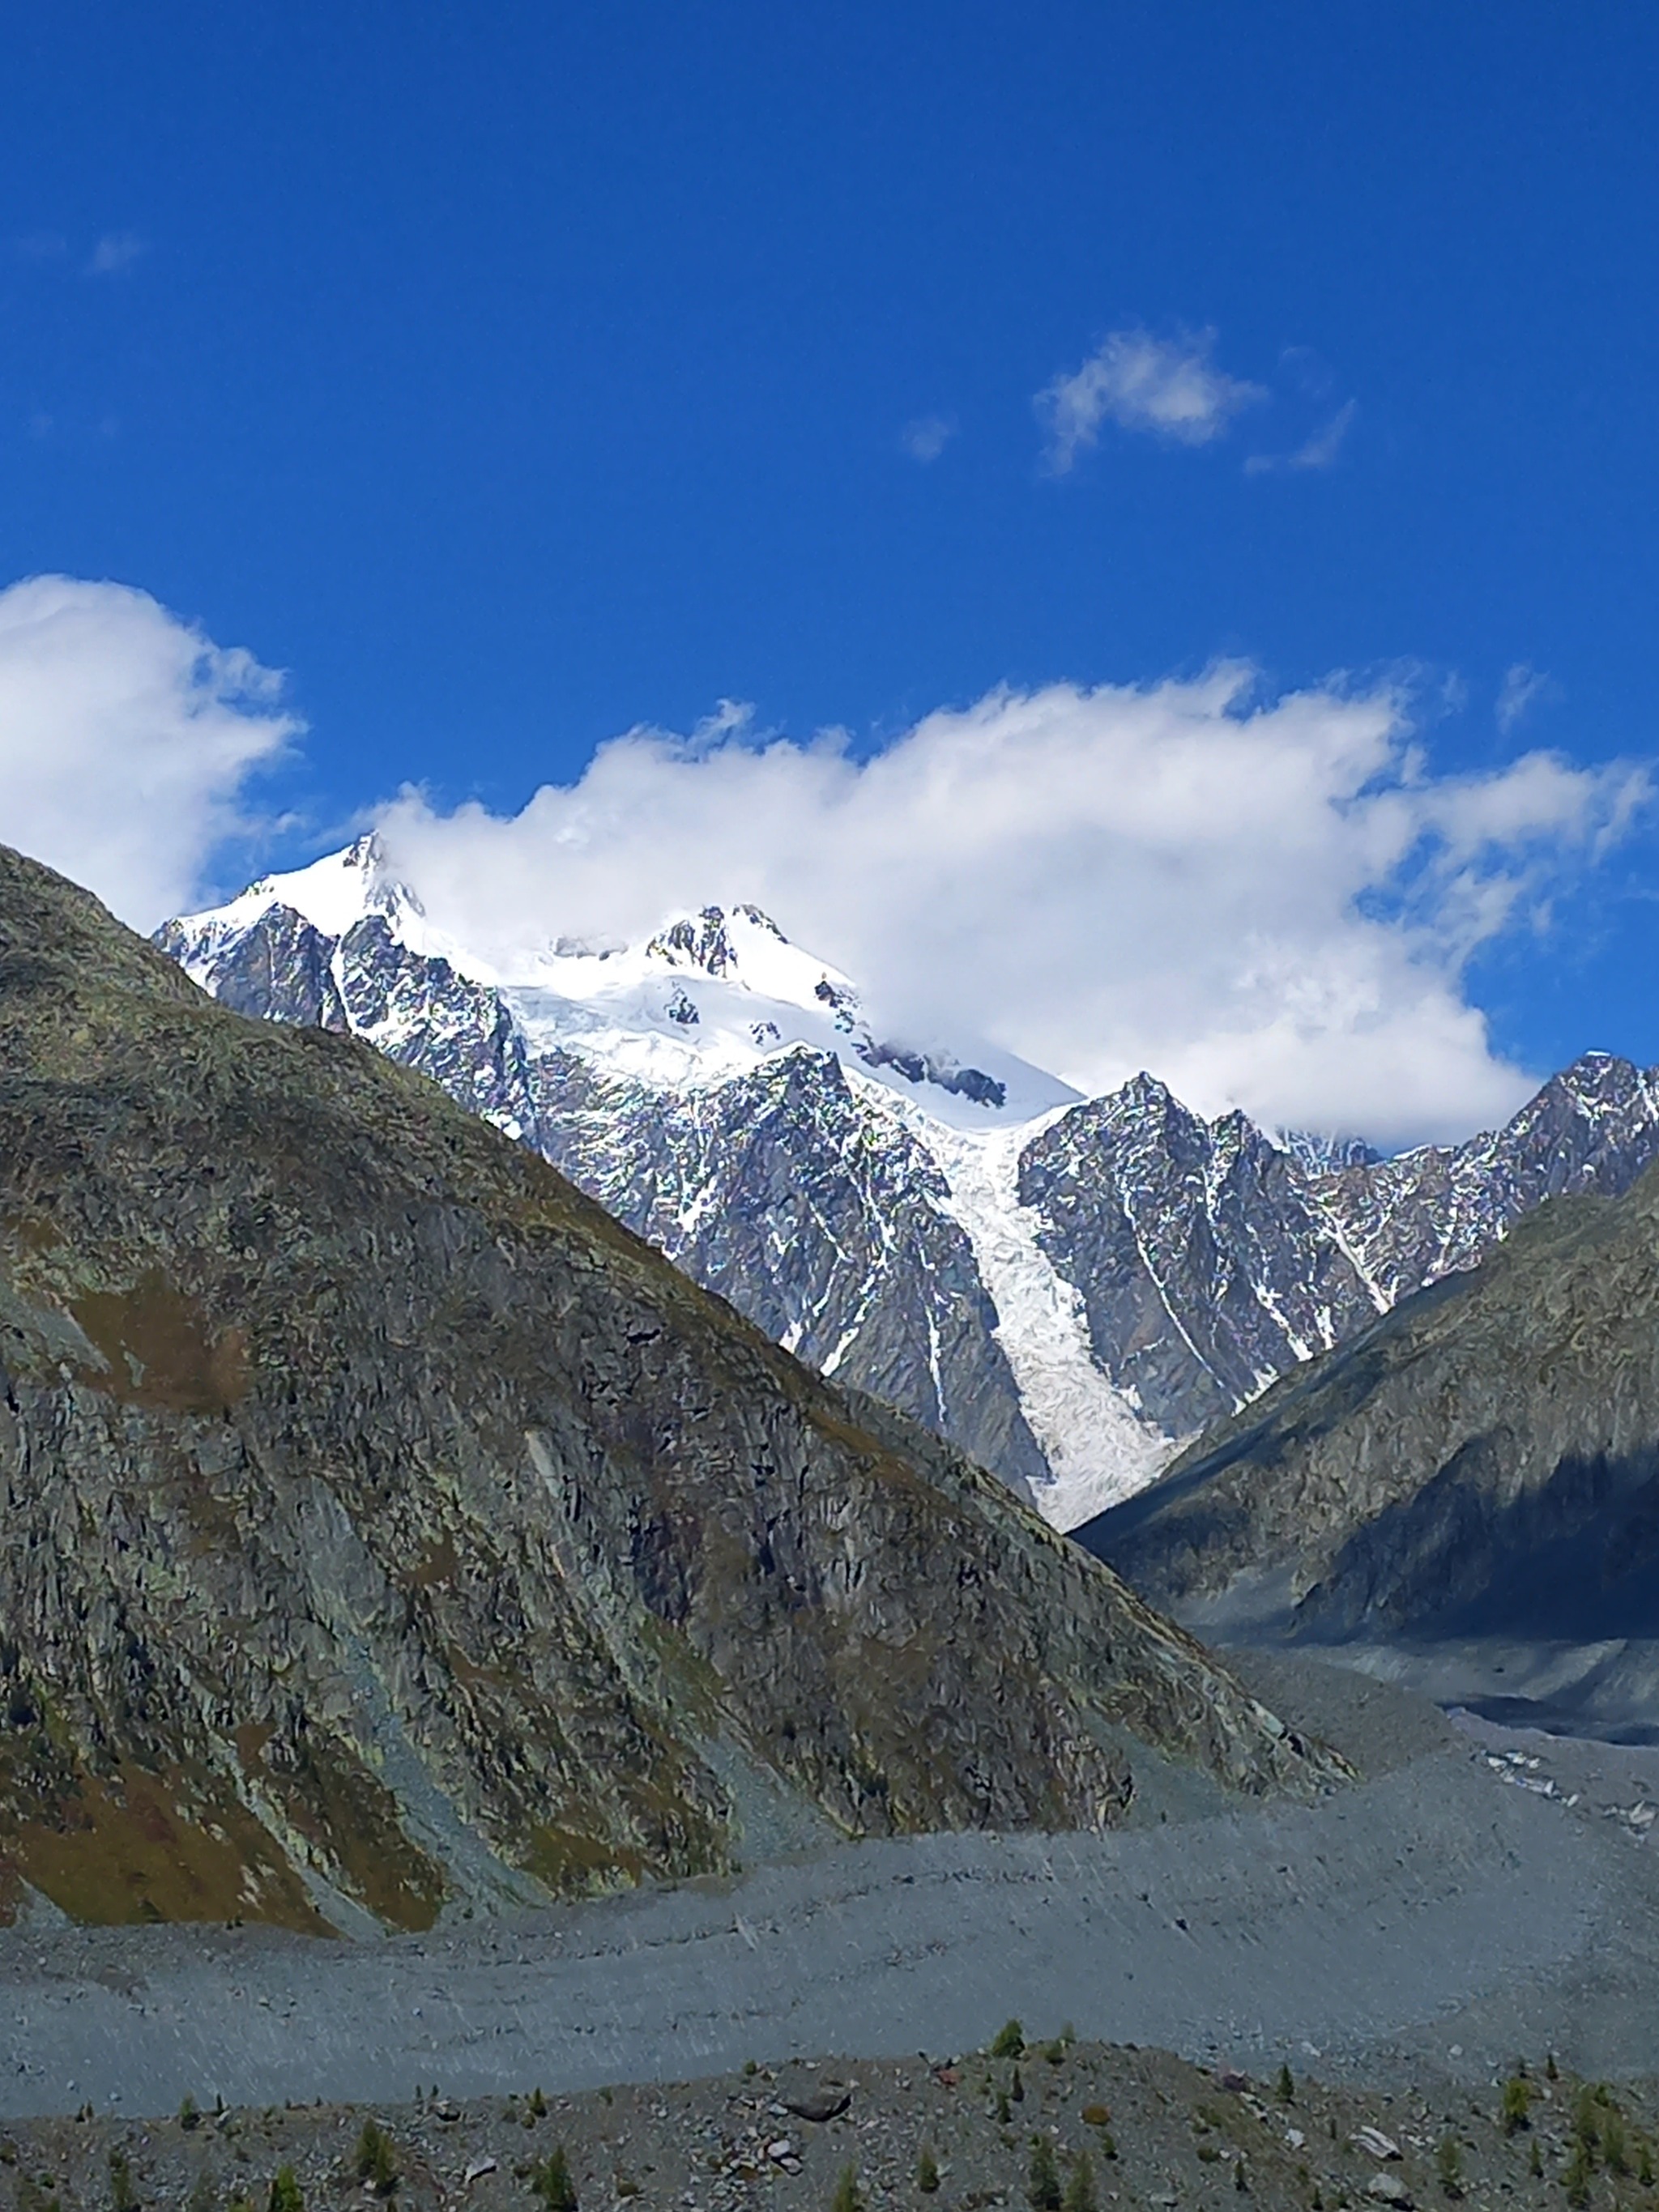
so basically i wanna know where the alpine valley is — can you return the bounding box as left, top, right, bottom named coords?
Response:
left=159, top=837, right=1659, bottom=1531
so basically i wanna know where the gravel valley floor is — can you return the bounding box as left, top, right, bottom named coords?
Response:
left=0, top=1658, right=1655, bottom=2135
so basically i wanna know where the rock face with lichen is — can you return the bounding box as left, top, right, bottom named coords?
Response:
left=0, top=847, right=1333, bottom=1933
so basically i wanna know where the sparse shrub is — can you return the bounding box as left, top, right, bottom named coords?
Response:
left=1605, top=2106, right=1630, bottom=2177
left=996, top=2091, right=1012, bottom=2126
left=1041, top=2040, right=1067, bottom=2065
left=1081, top=2105, right=1110, bottom=2129
left=179, top=2097, right=201, bottom=2133
left=831, top=2165, right=863, bottom=2212
left=991, top=2021, right=1026, bottom=2060
left=1436, top=2135, right=1462, bottom=2197
left=743, top=2061, right=758, bottom=2078
left=1233, top=2158, right=1248, bottom=2193
left=916, top=2149, right=940, bottom=2194
left=1062, top=2151, right=1096, bottom=2212
left=1012, top=2067, right=1026, bottom=2104
left=530, top=2090, right=548, bottom=2119
left=1097, top=2133, right=1117, bottom=2163
left=110, top=2150, right=139, bottom=2212
left=1529, top=2138, right=1543, bottom=2181
left=1197, top=2143, right=1222, bottom=2165
left=1027, top=2135, right=1061, bottom=2212
left=1546, top=2053, right=1559, bottom=2082
left=1564, top=2143, right=1593, bottom=2209
left=1277, top=2065, right=1295, bottom=2105
left=267, top=2169, right=302, bottom=2212
left=1573, top=2086, right=1601, bottom=2156
left=1501, top=2077, right=1533, bottom=2135
left=531, top=2149, right=577, bottom=2212
left=356, top=2122, right=398, bottom=2197
left=1641, top=2137, right=1655, bottom=2188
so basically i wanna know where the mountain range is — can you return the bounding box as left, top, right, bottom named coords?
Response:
left=0, top=842, right=1337, bottom=1932
left=159, top=837, right=1659, bottom=1529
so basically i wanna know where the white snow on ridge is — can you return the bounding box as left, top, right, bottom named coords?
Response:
left=892, top=1097, right=1182, bottom=1530
left=181, top=835, right=1079, bottom=1132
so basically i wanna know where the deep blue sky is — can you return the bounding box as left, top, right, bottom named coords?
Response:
left=2, top=1, right=1657, bottom=1077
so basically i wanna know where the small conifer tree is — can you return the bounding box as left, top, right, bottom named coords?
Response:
left=1501, top=2077, right=1532, bottom=2135
left=268, top=2168, right=302, bottom=2212
left=1604, top=2106, right=1629, bottom=2177
left=1063, top=2154, right=1095, bottom=2212
left=1436, top=2135, right=1462, bottom=2197
left=1528, top=2137, right=1543, bottom=2181
left=916, top=2150, right=940, bottom=2195
left=831, top=2165, right=863, bottom=2212
left=1564, top=2142, right=1592, bottom=2210
left=1233, top=2159, right=1248, bottom=2193
left=356, top=2123, right=397, bottom=2197
left=990, top=2021, right=1026, bottom=2059
left=109, top=2151, right=139, bottom=2212
left=1276, top=2065, right=1294, bottom=2105
left=531, top=2150, right=578, bottom=2212
left=1027, top=2136, right=1061, bottom=2212
left=1012, top=2067, right=1026, bottom=2104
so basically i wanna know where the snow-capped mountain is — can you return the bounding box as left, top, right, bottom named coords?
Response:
left=157, top=836, right=1659, bottom=1530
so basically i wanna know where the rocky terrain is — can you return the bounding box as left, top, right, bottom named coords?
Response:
left=0, top=843, right=1337, bottom=1936
left=158, top=841, right=1659, bottom=1527
left=0, top=2037, right=1640, bottom=2212
left=1074, top=1155, right=1659, bottom=1653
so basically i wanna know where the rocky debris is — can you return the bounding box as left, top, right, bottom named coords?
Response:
left=1077, top=1151, right=1659, bottom=1645
left=1353, top=2125, right=1401, bottom=2159
left=0, top=846, right=1337, bottom=1932
left=0, top=2038, right=1644, bottom=2212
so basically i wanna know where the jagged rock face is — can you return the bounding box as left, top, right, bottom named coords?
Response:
left=1074, top=1159, right=1659, bottom=1644
left=1019, top=1078, right=1382, bottom=1434
left=0, top=847, right=1331, bottom=1933
left=156, top=855, right=1659, bottom=1527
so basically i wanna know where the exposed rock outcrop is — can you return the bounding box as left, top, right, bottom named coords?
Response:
left=0, top=848, right=1332, bottom=1932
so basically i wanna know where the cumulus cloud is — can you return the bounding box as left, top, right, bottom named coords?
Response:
left=0, top=576, right=297, bottom=926
left=87, top=232, right=147, bottom=275
left=1037, top=328, right=1265, bottom=472
left=1497, top=662, right=1558, bottom=733
left=375, top=674, right=1648, bottom=1147
left=901, top=414, right=956, bottom=463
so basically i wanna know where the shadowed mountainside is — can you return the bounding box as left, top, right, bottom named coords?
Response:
left=1075, top=1161, right=1659, bottom=1644
left=0, top=848, right=1331, bottom=1933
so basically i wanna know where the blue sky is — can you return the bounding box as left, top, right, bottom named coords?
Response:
left=2, top=2, right=1657, bottom=1136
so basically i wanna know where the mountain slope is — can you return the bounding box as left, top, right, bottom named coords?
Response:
left=0, top=845, right=1333, bottom=1932
left=158, top=840, right=1659, bottom=1528
left=1074, top=1158, right=1659, bottom=1643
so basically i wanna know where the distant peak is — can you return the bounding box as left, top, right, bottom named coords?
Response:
left=646, top=902, right=792, bottom=978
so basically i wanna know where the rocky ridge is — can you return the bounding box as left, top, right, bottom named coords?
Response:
left=0, top=844, right=1334, bottom=1933
left=1074, top=1153, right=1659, bottom=1645
left=158, top=841, right=1659, bottom=1528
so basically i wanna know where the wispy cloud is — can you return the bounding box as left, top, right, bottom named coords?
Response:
left=1036, top=328, right=1265, bottom=473
left=901, top=414, right=956, bottom=464
left=87, top=232, right=147, bottom=276
left=14, top=231, right=66, bottom=262
left=1245, top=398, right=1358, bottom=476
left=1497, top=663, right=1559, bottom=734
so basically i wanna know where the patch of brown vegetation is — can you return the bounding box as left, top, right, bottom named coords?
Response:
left=70, top=1271, right=247, bottom=1413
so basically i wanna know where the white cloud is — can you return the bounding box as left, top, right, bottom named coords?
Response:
left=1036, top=328, right=1265, bottom=472
left=0, top=576, right=297, bottom=926
left=902, top=414, right=956, bottom=463
left=1497, top=662, right=1557, bottom=734
left=87, top=232, right=146, bottom=276
left=1245, top=398, right=1358, bottom=475
left=376, top=673, right=1647, bottom=1148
